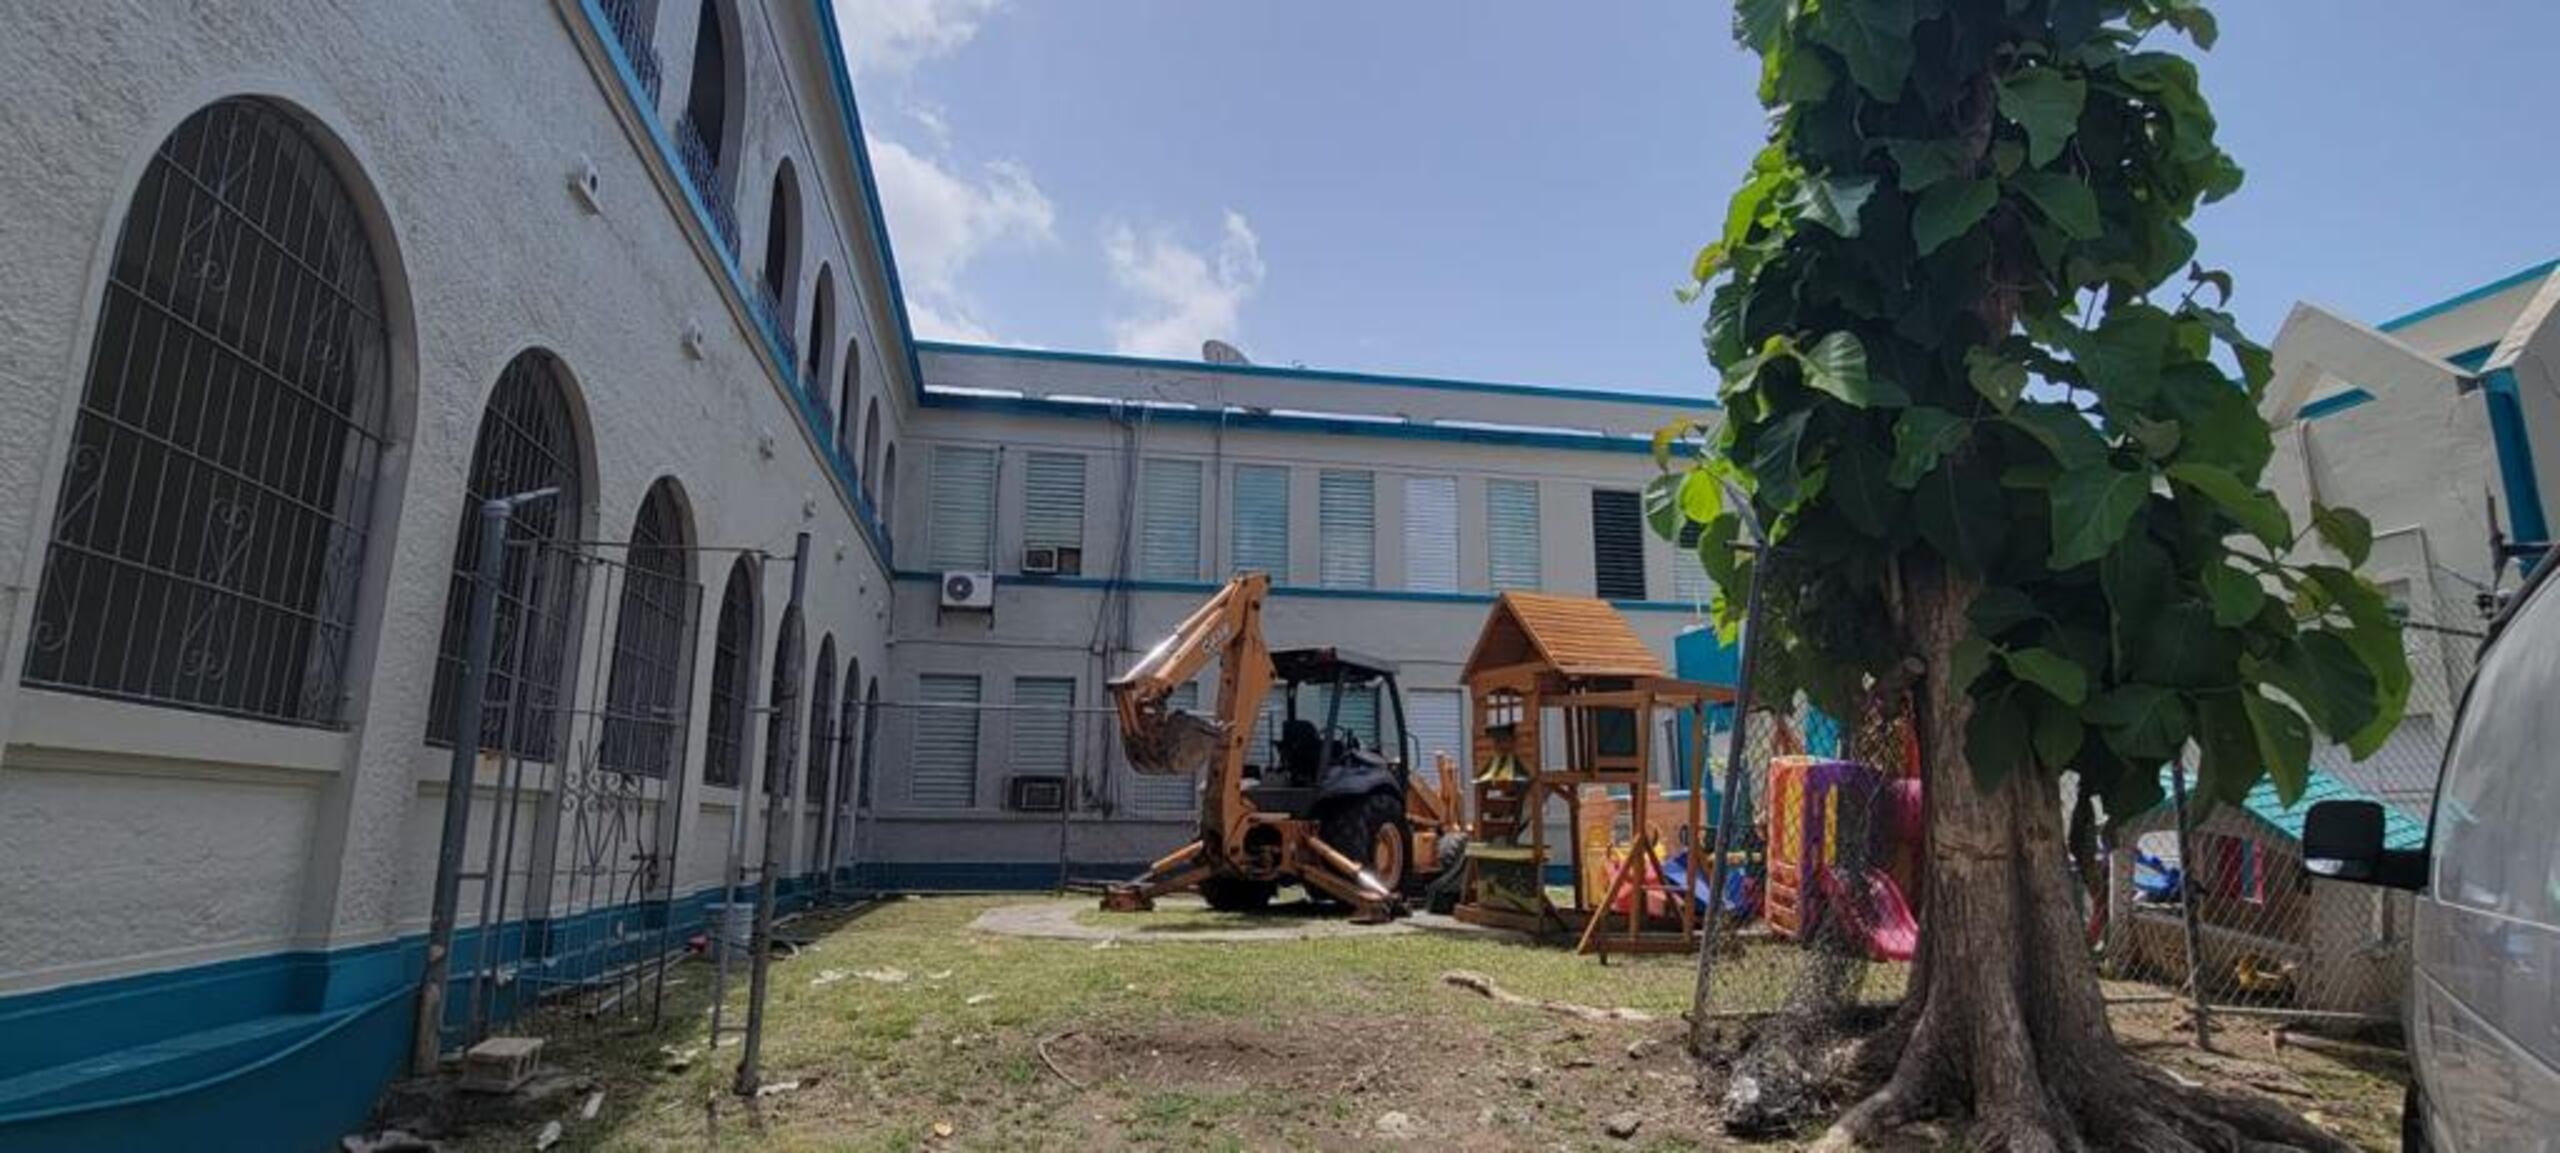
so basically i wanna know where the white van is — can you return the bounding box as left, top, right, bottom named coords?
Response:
left=2306, top=555, right=2560, bottom=1151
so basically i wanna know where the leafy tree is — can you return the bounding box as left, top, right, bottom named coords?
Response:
left=1658, top=1, right=2402, bottom=1147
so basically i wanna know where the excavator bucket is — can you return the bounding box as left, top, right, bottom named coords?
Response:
left=1119, top=702, right=1230, bottom=777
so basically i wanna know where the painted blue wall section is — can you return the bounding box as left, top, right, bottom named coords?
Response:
left=918, top=389, right=1666, bottom=456
left=917, top=341, right=1695, bottom=410
left=2296, top=387, right=2374, bottom=420
left=2377, top=259, right=2559, bottom=334
left=2482, top=367, right=2551, bottom=546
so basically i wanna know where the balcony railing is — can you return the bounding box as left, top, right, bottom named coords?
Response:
left=596, top=0, right=664, bottom=104
left=749, top=280, right=800, bottom=383
left=673, top=112, right=740, bottom=255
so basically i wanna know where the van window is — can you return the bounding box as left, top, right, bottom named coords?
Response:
left=2431, top=576, right=2560, bottom=927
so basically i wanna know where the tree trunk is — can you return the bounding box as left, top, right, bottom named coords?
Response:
left=1816, top=562, right=2353, bottom=1153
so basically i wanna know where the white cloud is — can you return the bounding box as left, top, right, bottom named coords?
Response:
left=1104, top=211, right=1267, bottom=359
left=866, top=135, right=1053, bottom=343
left=832, top=0, right=1004, bottom=80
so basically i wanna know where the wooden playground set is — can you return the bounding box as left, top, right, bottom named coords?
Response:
left=1445, top=592, right=1923, bottom=964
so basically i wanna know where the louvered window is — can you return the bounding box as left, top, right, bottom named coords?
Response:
left=1012, top=677, right=1075, bottom=782
left=1406, top=688, right=1467, bottom=792
left=1318, top=470, right=1376, bottom=589
left=1402, top=475, right=1459, bottom=593
left=1022, top=452, right=1085, bottom=574
left=927, top=446, right=997, bottom=571
left=1337, top=683, right=1383, bottom=752
left=1487, top=479, right=1542, bottom=591
left=1131, top=682, right=1201, bottom=813
left=911, top=674, right=981, bottom=809
left=1673, top=521, right=1713, bottom=607
left=1230, top=464, right=1290, bottom=577
left=1592, top=489, right=1648, bottom=601
left=1140, top=458, right=1201, bottom=581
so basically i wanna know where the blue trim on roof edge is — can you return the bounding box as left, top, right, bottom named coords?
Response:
left=917, top=341, right=1705, bottom=411
left=919, top=390, right=1665, bottom=454
left=894, top=569, right=1708, bottom=614
left=2378, top=258, right=2560, bottom=333
left=2483, top=367, right=2551, bottom=545
left=2297, top=388, right=2375, bottom=421
left=810, top=0, right=929, bottom=410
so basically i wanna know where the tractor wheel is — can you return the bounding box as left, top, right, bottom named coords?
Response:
left=1198, top=875, right=1277, bottom=913
left=1319, top=791, right=1410, bottom=895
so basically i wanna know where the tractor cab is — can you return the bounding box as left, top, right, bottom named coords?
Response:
left=1248, top=647, right=1409, bottom=818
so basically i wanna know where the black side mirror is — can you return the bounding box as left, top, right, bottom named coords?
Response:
left=2303, top=799, right=2428, bottom=891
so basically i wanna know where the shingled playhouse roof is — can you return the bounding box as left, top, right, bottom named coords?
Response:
left=1461, top=592, right=1665, bottom=682
left=2150, top=765, right=2429, bottom=853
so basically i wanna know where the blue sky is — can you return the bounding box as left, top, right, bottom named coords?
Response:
left=837, top=1, right=2560, bottom=398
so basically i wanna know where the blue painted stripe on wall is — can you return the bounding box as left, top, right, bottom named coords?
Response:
left=2378, top=259, right=2560, bottom=333
left=890, top=569, right=1710, bottom=614
left=918, top=390, right=1670, bottom=455
left=917, top=341, right=1700, bottom=411
left=2297, top=388, right=2375, bottom=420
left=2483, top=368, right=2551, bottom=545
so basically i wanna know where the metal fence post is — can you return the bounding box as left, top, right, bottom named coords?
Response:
left=1689, top=538, right=1768, bottom=1053
left=2167, top=755, right=2213, bottom=1050
left=736, top=532, right=810, bottom=1095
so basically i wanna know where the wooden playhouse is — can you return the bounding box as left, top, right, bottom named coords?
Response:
left=1453, top=592, right=1730, bottom=954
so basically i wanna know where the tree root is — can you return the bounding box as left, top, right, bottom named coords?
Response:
left=1813, top=1049, right=2358, bottom=1153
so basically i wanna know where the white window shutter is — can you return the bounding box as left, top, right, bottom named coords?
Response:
left=1022, top=453, right=1085, bottom=553
left=911, top=674, right=982, bottom=808
left=1405, top=688, right=1467, bottom=793
left=927, top=446, right=997, bottom=570
left=1318, top=470, right=1376, bottom=589
left=1403, top=475, right=1458, bottom=593
left=1487, top=478, right=1542, bottom=591
left=1231, top=464, right=1290, bottom=577
left=1011, top=677, right=1076, bottom=780
left=1140, top=458, right=1202, bottom=581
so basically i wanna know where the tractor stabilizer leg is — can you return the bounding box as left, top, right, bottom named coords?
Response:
left=1101, top=841, right=1209, bottom=913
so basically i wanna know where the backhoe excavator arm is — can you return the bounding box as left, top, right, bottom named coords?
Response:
left=1110, top=573, right=1272, bottom=858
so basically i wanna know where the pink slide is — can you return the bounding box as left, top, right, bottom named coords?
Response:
left=1816, top=866, right=1917, bottom=963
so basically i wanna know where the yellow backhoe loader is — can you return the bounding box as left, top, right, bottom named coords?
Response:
left=1104, top=573, right=1466, bottom=922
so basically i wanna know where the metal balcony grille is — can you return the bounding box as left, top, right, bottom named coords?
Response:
left=426, top=351, right=585, bottom=759
left=705, top=556, right=757, bottom=787
left=597, top=0, right=664, bottom=104
left=24, top=98, right=390, bottom=727
left=672, top=112, right=738, bottom=254
left=808, top=635, right=837, bottom=799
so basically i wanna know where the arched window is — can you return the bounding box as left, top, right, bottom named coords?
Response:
left=830, top=655, right=862, bottom=859
left=703, top=555, right=758, bottom=787
left=427, top=351, right=585, bottom=757
left=758, top=160, right=801, bottom=369
left=676, top=0, right=738, bottom=248
left=599, top=479, right=697, bottom=777
left=859, top=397, right=883, bottom=505
left=807, top=635, right=837, bottom=827
left=806, top=265, right=834, bottom=401
left=836, top=338, right=862, bottom=451
left=857, top=677, right=881, bottom=809
left=760, top=604, right=805, bottom=797
left=880, top=444, right=898, bottom=533
left=25, top=98, right=393, bottom=726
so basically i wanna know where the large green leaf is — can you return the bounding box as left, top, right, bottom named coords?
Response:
left=1966, top=685, right=2032, bottom=789
left=2047, top=465, right=2149, bottom=568
left=2310, top=502, right=2375, bottom=567
left=1791, top=173, right=1879, bottom=237
left=1889, top=407, right=1968, bottom=488
left=1680, top=469, right=1726, bottom=524
left=1966, top=347, right=2029, bottom=412
left=1913, top=455, right=2007, bottom=574
left=2101, top=528, right=2171, bottom=676
left=2003, top=646, right=2090, bottom=705
left=2010, top=169, right=2100, bottom=239
left=2129, top=602, right=2236, bottom=689
left=1882, top=138, right=1968, bottom=191
left=2160, top=363, right=2274, bottom=477
left=1997, top=67, right=2088, bottom=167
left=1912, top=177, right=1998, bottom=257
left=2005, top=403, right=2108, bottom=472
left=2199, top=563, right=2266, bottom=627
left=1798, top=331, right=1909, bottom=407
left=2254, top=632, right=2380, bottom=745
left=2088, top=683, right=2188, bottom=762
left=2243, top=691, right=2313, bottom=803
left=1750, top=409, right=1815, bottom=510
left=2030, top=690, right=2087, bottom=767
left=1950, top=634, right=1996, bottom=695
left=1643, top=472, right=1686, bottom=540
left=2303, top=567, right=2411, bottom=758
left=2166, top=462, right=2292, bottom=550
left=1828, top=436, right=1899, bottom=537
left=1969, top=586, right=2045, bottom=635
left=1735, top=0, right=1791, bottom=52
left=1812, top=0, right=1919, bottom=99
left=2192, top=690, right=2261, bottom=804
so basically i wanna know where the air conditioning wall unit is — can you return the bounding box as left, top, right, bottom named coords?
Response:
left=1022, top=546, right=1059, bottom=575
left=1005, top=775, right=1067, bottom=813
left=939, top=570, right=995, bottom=610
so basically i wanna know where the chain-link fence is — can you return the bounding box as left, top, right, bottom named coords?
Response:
left=2095, top=607, right=2481, bottom=1025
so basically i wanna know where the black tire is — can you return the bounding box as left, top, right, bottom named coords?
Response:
left=1422, top=831, right=1470, bottom=914
left=1317, top=790, right=1410, bottom=894
left=1198, top=875, right=1277, bottom=913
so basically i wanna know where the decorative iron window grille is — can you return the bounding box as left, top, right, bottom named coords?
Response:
left=856, top=677, right=881, bottom=808
left=807, top=635, right=837, bottom=800
left=805, top=270, right=834, bottom=429
left=761, top=605, right=804, bottom=796
left=834, top=658, right=863, bottom=816
left=597, top=0, right=664, bottom=104
left=748, top=278, right=798, bottom=384
left=426, top=351, right=586, bottom=759
left=598, top=481, right=698, bottom=777
left=25, top=98, right=392, bottom=727
left=671, top=112, right=738, bottom=254
left=704, top=556, right=757, bottom=788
